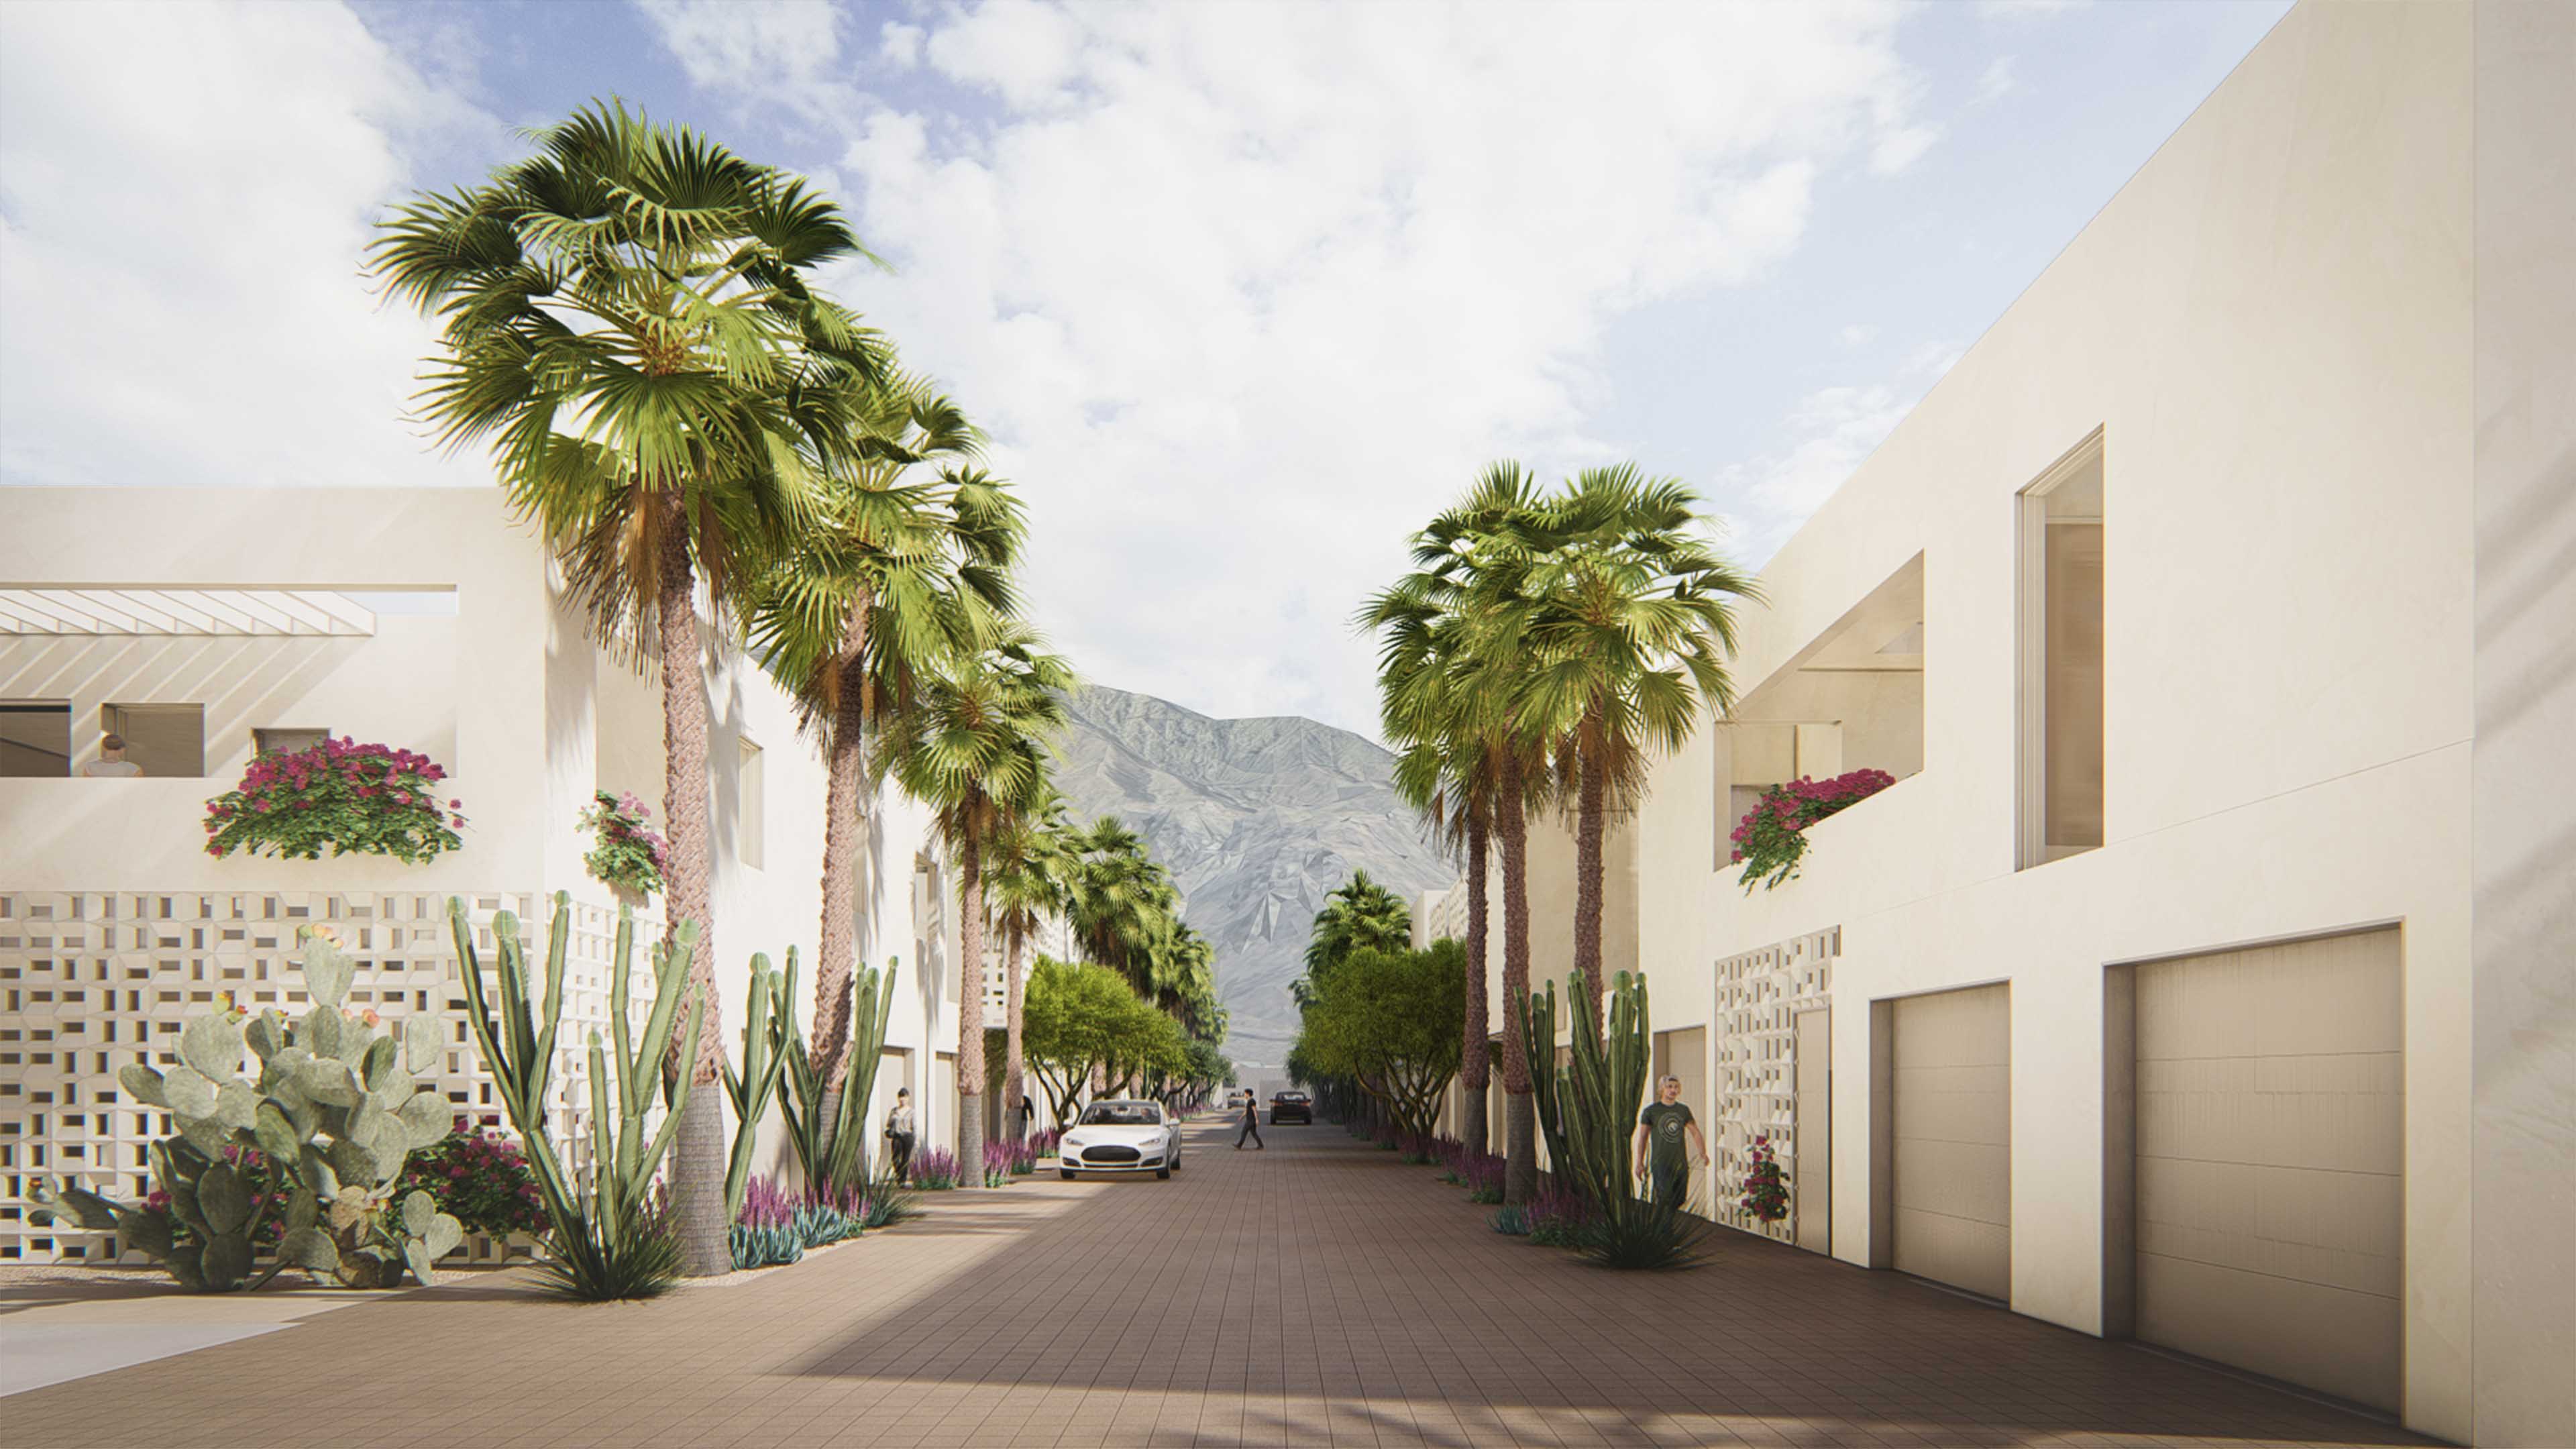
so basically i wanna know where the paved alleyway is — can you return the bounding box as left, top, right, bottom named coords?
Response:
left=0, top=1118, right=2426, bottom=1448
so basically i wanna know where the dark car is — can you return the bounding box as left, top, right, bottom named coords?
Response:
left=1269, top=1090, right=1312, bottom=1124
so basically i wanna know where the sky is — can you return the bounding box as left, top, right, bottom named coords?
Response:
left=0, top=0, right=2290, bottom=740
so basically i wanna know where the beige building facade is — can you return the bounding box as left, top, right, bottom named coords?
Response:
left=0, top=487, right=982, bottom=1263
left=1435, top=5, right=2572, bottom=1442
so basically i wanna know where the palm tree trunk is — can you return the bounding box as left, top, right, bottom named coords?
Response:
left=1572, top=700, right=1608, bottom=1016
left=1460, top=814, right=1489, bottom=1157
left=955, top=835, right=988, bottom=1179
left=1498, top=747, right=1538, bottom=1206
left=810, top=600, right=871, bottom=1177
left=656, top=506, right=730, bottom=1277
left=1003, top=922, right=1028, bottom=1142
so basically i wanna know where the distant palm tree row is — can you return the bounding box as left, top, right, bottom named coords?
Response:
left=370, top=101, right=1221, bottom=1276
left=1361, top=463, right=1757, bottom=1203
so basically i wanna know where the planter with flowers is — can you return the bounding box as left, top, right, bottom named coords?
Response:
left=201, top=739, right=465, bottom=863
left=1728, top=767, right=1896, bottom=892
left=578, top=790, right=666, bottom=904
left=1739, top=1132, right=1790, bottom=1226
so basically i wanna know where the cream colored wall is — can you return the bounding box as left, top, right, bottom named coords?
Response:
left=1, top=485, right=971, bottom=1198
left=0, top=488, right=551, bottom=894
left=1597, top=5, right=2510, bottom=1438
left=2469, top=2, right=2576, bottom=1443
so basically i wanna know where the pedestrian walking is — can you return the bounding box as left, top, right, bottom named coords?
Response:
left=1632, top=1075, right=1709, bottom=1210
left=1235, top=1090, right=1265, bottom=1150
left=885, top=1088, right=917, bottom=1184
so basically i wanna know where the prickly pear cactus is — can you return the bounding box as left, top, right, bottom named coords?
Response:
left=27, top=926, right=468, bottom=1292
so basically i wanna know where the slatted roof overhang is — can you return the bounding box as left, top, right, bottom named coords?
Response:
left=0, top=588, right=378, bottom=637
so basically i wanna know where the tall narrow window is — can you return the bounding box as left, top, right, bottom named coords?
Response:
left=2018, top=433, right=2104, bottom=867
left=737, top=738, right=765, bottom=869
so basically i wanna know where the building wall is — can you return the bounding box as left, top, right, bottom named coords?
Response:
left=1576, top=5, right=2550, bottom=1440
left=1, top=486, right=970, bottom=1260
left=2468, top=2, right=2576, bottom=1442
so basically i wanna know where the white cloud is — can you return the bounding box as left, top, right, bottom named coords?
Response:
left=635, top=0, right=861, bottom=123
left=1717, top=339, right=1959, bottom=562
left=0, top=1, right=496, bottom=492
left=1837, top=323, right=1880, bottom=347
left=1974, top=56, right=2019, bottom=105
left=655, top=0, right=1937, bottom=733
left=879, top=21, right=926, bottom=70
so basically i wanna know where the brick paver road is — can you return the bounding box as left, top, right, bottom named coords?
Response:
left=0, top=1116, right=2428, bottom=1448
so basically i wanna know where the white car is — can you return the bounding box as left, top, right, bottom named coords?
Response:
left=1059, top=1099, right=1183, bottom=1181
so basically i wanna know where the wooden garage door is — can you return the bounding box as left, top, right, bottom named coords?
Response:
left=2134, top=929, right=2401, bottom=1411
left=1892, top=983, right=2010, bottom=1299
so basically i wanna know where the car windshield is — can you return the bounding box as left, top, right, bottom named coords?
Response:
left=1078, top=1104, right=1161, bottom=1126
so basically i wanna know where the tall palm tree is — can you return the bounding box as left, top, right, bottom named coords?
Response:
left=1364, top=461, right=1554, bottom=1202
left=887, top=621, right=1073, bottom=1175
left=372, top=100, right=886, bottom=1275
left=987, top=787, right=1074, bottom=1141
left=1511, top=465, right=1758, bottom=1011
left=1299, top=869, right=1413, bottom=985
left=746, top=374, right=1020, bottom=1165
left=1063, top=816, right=1181, bottom=998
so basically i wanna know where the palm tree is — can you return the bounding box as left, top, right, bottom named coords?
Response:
left=1364, top=461, right=1554, bottom=1202
left=745, top=374, right=1020, bottom=1168
left=1510, top=465, right=1758, bottom=1011
left=887, top=621, right=1073, bottom=1175
left=1064, top=816, right=1181, bottom=998
left=372, top=100, right=887, bottom=1275
left=1300, top=869, right=1413, bottom=985
left=987, top=787, right=1074, bottom=1141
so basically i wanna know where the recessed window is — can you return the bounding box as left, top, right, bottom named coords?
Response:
left=2018, top=432, right=2104, bottom=867
left=737, top=739, right=765, bottom=870
left=95, top=704, right=205, bottom=779
left=254, top=727, right=331, bottom=757
left=1, top=700, right=72, bottom=777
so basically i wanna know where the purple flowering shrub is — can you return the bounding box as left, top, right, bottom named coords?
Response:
left=577, top=790, right=667, bottom=896
left=1460, top=1152, right=1506, bottom=1204
left=202, top=737, right=464, bottom=864
left=398, top=1122, right=547, bottom=1240
left=1729, top=767, right=1897, bottom=892
left=911, top=1148, right=960, bottom=1190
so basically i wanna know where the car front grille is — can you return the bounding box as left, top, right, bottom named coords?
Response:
left=1085, top=1144, right=1140, bottom=1164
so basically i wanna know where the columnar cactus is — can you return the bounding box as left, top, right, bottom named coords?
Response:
left=782, top=957, right=900, bottom=1193
left=445, top=893, right=704, bottom=1297
left=28, top=929, right=466, bottom=1291
left=720, top=949, right=799, bottom=1219
left=1517, top=969, right=1697, bottom=1267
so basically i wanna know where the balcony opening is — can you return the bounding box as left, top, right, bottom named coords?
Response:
left=1715, top=553, right=1925, bottom=870
left=2018, top=432, right=2104, bottom=867
left=99, top=703, right=205, bottom=779
left=253, top=727, right=331, bottom=757
left=1, top=700, right=71, bottom=777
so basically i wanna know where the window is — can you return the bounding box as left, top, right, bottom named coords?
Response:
left=0, top=700, right=71, bottom=777
left=736, top=738, right=765, bottom=869
left=98, top=704, right=205, bottom=779
left=2018, top=432, right=2104, bottom=867
left=253, top=727, right=330, bottom=757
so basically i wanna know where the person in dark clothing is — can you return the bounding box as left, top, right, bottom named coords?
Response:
left=1234, top=1091, right=1265, bottom=1150
left=1632, top=1075, right=1709, bottom=1210
left=885, top=1088, right=917, bottom=1184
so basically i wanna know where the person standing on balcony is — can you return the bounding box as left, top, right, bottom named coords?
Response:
left=80, top=733, right=142, bottom=777
left=1633, top=1075, right=1708, bottom=1210
left=885, top=1089, right=917, bottom=1185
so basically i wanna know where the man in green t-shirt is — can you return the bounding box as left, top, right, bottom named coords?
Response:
left=1632, top=1075, right=1710, bottom=1211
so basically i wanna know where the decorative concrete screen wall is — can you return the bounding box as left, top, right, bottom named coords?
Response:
left=1711, top=926, right=1837, bottom=1242
left=0, top=888, right=657, bottom=1265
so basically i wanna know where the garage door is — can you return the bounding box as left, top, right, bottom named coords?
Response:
left=2134, top=929, right=2401, bottom=1411
left=1892, top=983, right=2010, bottom=1299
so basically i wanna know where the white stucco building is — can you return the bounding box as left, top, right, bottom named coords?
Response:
left=0, top=486, right=992, bottom=1263
left=1437, top=5, right=2571, bottom=1443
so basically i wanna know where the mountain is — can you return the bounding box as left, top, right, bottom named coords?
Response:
left=1051, top=684, right=1455, bottom=1073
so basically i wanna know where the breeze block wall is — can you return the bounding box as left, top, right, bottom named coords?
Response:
left=0, top=887, right=657, bottom=1266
